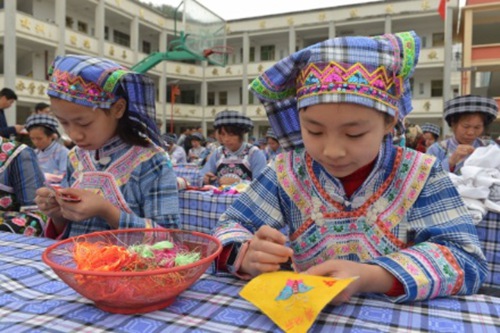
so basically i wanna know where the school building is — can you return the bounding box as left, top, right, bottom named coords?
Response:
left=0, top=0, right=499, bottom=138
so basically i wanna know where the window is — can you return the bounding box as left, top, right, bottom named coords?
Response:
left=207, top=92, right=215, bottom=106
left=248, top=91, right=254, bottom=104
left=114, top=30, right=130, bottom=47
left=431, top=80, right=443, bottom=97
left=142, top=41, right=151, bottom=54
left=181, top=90, right=196, bottom=104
left=218, top=91, right=228, bottom=105
left=260, top=45, right=275, bottom=61
left=65, top=16, right=74, bottom=29
left=432, top=33, right=444, bottom=47
left=104, top=26, right=109, bottom=40
left=77, top=21, right=88, bottom=33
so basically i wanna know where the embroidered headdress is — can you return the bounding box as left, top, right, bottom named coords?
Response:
left=25, top=114, right=59, bottom=134
left=420, top=123, right=440, bottom=137
left=213, top=110, right=254, bottom=133
left=47, top=55, right=161, bottom=145
left=250, top=31, right=420, bottom=150
left=444, top=95, right=498, bottom=126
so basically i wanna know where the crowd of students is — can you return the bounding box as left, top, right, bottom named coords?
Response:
left=0, top=29, right=497, bottom=304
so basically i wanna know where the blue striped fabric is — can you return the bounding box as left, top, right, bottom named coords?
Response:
left=476, top=211, right=500, bottom=288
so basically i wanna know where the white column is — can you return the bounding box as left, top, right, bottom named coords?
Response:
left=442, top=3, right=454, bottom=136
left=328, top=21, right=336, bottom=39
left=159, top=30, right=167, bottom=133
left=201, top=61, right=208, bottom=136
left=55, top=0, right=66, bottom=56
left=242, top=32, right=250, bottom=116
left=4, top=0, right=17, bottom=124
left=95, top=0, right=105, bottom=57
left=384, top=15, right=392, bottom=34
left=131, top=16, right=140, bottom=63
left=289, top=26, right=296, bottom=56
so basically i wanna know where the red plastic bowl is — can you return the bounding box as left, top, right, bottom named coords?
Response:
left=42, top=228, right=222, bottom=314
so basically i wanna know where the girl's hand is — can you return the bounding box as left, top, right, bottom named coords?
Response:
left=306, top=260, right=394, bottom=306
left=449, top=144, right=475, bottom=167
left=35, top=187, right=63, bottom=219
left=56, top=188, right=113, bottom=223
left=240, top=225, right=293, bottom=277
left=203, top=172, right=217, bottom=185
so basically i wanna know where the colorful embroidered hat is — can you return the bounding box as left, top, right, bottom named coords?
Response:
left=421, top=123, right=440, bottom=137
left=25, top=114, right=59, bottom=134
left=213, top=110, right=254, bottom=133
left=444, top=95, right=498, bottom=126
left=47, top=55, right=162, bottom=146
left=250, top=31, right=420, bottom=150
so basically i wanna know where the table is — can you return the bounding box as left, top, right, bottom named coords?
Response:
left=173, top=164, right=203, bottom=187
left=178, top=190, right=240, bottom=234
left=476, top=211, right=500, bottom=289
left=1, top=232, right=500, bottom=333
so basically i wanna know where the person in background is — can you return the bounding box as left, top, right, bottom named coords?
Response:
left=164, top=133, right=187, bottom=165
left=188, top=132, right=206, bottom=164
left=0, top=137, right=47, bottom=236
left=427, top=95, right=498, bottom=174
left=0, top=88, right=25, bottom=138
left=265, top=128, right=282, bottom=162
left=257, top=137, right=267, bottom=151
left=201, top=110, right=267, bottom=186
left=213, top=31, right=487, bottom=304
left=25, top=113, right=69, bottom=182
left=421, top=123, right=441, bottom=150
left=35, top=55, right=179, bottom=239
left=405, top=123, right=426, bottom=153
left=177, top=128, right=191, bottom=148
left=34, top=102, right=51, bottom=115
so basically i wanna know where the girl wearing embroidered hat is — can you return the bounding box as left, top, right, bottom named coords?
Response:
left=420, top=122, right=440, bottom=149
left=213, top=31, right=486, bottom=304
left=200, top=110, right=267, bottom=186
left=427, top=95, right=498, bottom=174
left=265, top=128, right=282, bottom=162
left=34, top=55, right=179, bottom=239
left=25, top=113, right=69, bottom=182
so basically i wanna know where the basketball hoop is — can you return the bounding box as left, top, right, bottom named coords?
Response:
left=203, top=45, right=233, bottom=58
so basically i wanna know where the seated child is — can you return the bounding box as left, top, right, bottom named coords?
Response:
left=213, top=31, right=487, bottom=304
left=25, top=113, right=69, bottom=182
left=0, top=137, right=47, bottom=236
left=35, top=55, right=180, bottom=239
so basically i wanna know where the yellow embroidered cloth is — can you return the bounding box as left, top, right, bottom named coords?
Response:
left=240, top=271, right=357, bottom=333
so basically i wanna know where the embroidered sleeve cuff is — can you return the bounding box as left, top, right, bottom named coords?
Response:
left=228, top=241, right=253, bottom=280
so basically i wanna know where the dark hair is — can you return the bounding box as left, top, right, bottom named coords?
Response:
left=108, top=108, right=150, bottom=147
left=424, top=132, right=439, bottom=141
left=216, top=125, right=246, bottom=141
left=0, top=88, right=17, bottom=100
left=448, top=112, right=489, bottom=128
left=28, top=125, right=56, bottom=137
left=35, top=102, right=50, bottom=112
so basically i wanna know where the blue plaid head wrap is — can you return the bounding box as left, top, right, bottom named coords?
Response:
left=444, top=95, right=498, bottom=126
left=47, top=55, right=161, bottom=146
left=249, top=31, right=420, bottom=151
left=421, top=123, right=441, bottom=137
left=265, top=128, right=277, bottom=140
left=25, top=114, right=59, bottom=134
left=213, top=110, right=254, bottom=133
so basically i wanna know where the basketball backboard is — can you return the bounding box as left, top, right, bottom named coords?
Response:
left=175, top=0, right=230, bottom=66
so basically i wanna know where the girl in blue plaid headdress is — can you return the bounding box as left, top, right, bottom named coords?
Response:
left=213, top=31, right=487, bottom=304
left=420, top=122, right=441, bottom=150
left=25, top=113, right=69, bottom=181
left=427, top=95, right=498, bottom=174
left=200, top=110, right=267, bottom=186
left=265, top=128, right=282, bottom=162
left=34, top=55, right=179, bottom=239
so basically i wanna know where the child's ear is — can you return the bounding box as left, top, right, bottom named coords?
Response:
left=111, top=98, right=127, bottom=119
